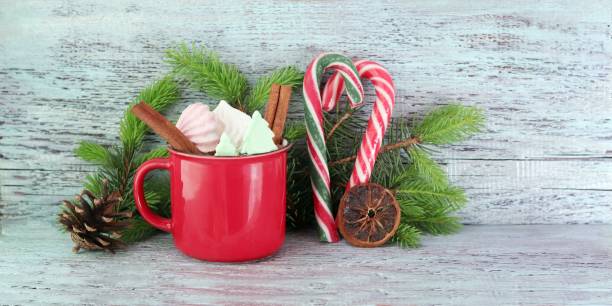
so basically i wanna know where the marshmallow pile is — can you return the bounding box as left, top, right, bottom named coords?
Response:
left=175, top=101, right=278, bottom=156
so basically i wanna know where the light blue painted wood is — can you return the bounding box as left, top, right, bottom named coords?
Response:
left=1, top=220, right=611, bottom=304
left=0, top=0, right=611, bottom=224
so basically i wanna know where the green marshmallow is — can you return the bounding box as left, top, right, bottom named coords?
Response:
left=214, top=133, right=238, bottom=156
left=240, top=111, right=278, bottom=155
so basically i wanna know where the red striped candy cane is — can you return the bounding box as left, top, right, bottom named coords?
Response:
left=303, top=53, right=364, bottom=242
left=322, top=60, right=396, bottom=188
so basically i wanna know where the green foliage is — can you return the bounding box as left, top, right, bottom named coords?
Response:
left=396, top=180, right=467, bottom=211
left=411, top=214, right=463, bottom=235
left=245, top=66, right=303, bottom=113
left=136, top=147, right=169, bottom=165
left=165, top=43, right=248, bottom=109
left=323, top=104, right=483, bottom=247
left=120, top=216, right=159, bottom=243
left=325, top=112, right=367, bottom=205
left=284, top=121, right=307, bottom=141
left=166, top=43, right=304, bottom=114
left=413, top=104, right=484, bottom=145
left=120, top=77, right=181, bottom=152
left=395, top=173, right=466, bottom=236
left=285, top=141, right=314, bottom=229
left=283, top=120, right=313, bottom=229
left=82, top=173, right=104, bottom=197
left=64, top=78, right=180, bottom=243
left=74, top=141, right=111, bottom=167
left=406, top=146, right=448, bottom=188
left=391, top=224, right=421, bottom=248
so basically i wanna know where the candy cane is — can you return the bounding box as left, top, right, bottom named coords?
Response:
left=303, top=53, right=364, bottom=242
left=322, top=60, right=395, bottom=189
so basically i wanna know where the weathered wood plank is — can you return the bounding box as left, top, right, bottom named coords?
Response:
left=1, top=221, right=611, bottom=305
left=3, top=158, right=612, bottom=222
left=1, top=0, right=611, bottom=223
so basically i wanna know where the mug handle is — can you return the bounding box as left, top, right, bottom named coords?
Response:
left=133, top=158, right=172, bottom=232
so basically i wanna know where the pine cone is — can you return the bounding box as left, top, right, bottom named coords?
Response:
left=58, top=180, right=132, bottom=253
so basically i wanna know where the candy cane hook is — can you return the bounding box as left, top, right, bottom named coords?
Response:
left=322, top=60, right=396, bottom=189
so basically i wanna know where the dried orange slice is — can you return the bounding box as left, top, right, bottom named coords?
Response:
left=337, top=183, right=401, bottom=247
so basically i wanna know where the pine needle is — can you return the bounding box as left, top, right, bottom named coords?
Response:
left=413, top=104, right=484, bottom=144
left=165, top=43, right=248, bottom=108
left=120, top=216, right=160, bottom=243
left=410, top=215, right=463, bottom=235
left=406, top=146, right=449, bottom=189
left=74, top=141, right=111, bottom=167
left=396, top=180, right=467, bottom=211
left=392, top=224, right=421, bottom=248
left=244, top=66, right=303, bottom=113
left=285, top=143, right=313, bottom=229
left=83, top=173, right=104, bottom=197
left=120, top=77, right=180, bottom=152
left=284, top=121, right=307, bottom=141
left=136, top=147, right=169, bottom=165
left=397, top=197, right=426, bottom=218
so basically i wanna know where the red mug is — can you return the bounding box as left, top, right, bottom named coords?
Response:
left=133, top=145, right=291, bottom=262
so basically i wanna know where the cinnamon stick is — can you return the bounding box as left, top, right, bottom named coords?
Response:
left=264, top=83, right=281, bottom=128
left=130, top=101, right=201, bottom=155
left=272, top=85, right=293, bottom=144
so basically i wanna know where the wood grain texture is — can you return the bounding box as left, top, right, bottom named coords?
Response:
left=1, top=221, right=611, bottom=305
left=1, top=0, right=611, bottom=223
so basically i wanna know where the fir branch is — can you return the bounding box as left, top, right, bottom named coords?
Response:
left=396, top=198, right=426, bottom=218
left=326, top=111, right=354, bottom=141
left=396, top=180, right=467, bottom=211
left=165, top=43, right=248, bottom=109
left=141, top=174, right=171, bottom=214
left=322, top=109, right=474, bottom=245
left=285, top=143, right=313, bottom=229
left=120, top=77, right=180, bottom=152
left=120, top=216, right=159, bottom=243
left=413, top=104, right=484, bottom=145
left=391, top=224, right=421, bottom=248
left=394, top=166, right=466, bottom=236
left=284, top=121, right=307, bottom=141
left=244, top=66, right=303, bottom=113
left=74, top=141, right=111, bottom=167
left=83, top=173, right=104, bottom=197
left=136, top=147, right=169, bottom=165
left=409, top=214, right=463, bottom=235
left=406, top=146, right=448, bottom=189
left=370, top=148, right=406, bottom=188
left=329, top=136, right=420, bottom=167
left=329, top=105, right=482, bottom=167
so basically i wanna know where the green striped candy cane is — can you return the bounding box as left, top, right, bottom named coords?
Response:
left=302, top=53, right=364, bottom=242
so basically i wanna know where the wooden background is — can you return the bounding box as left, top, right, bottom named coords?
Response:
left=1, top=0, right=611, bottom=225
left=3, top=223, right=611, bottom=304
left=2, top=1, right=612, bottom=304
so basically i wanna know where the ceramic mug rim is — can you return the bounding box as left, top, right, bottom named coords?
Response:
left=168, top=142, right=293, bottom=161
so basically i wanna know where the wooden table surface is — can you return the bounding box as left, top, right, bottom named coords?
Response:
left=0, top=221, right=610, bottom=305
